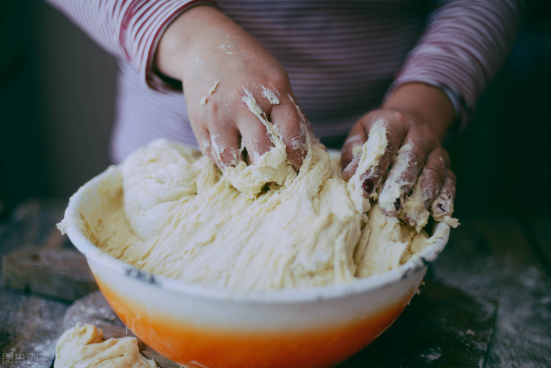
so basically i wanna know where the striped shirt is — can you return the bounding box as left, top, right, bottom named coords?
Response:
left=47, top=0, right=522, bottom=163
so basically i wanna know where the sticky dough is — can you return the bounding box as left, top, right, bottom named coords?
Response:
left=54, top=324, right=156, bottom=368
left=59, top=94, right=449, bottom=290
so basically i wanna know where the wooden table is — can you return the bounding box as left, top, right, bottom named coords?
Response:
left=0, top=200, right=550, bottom=368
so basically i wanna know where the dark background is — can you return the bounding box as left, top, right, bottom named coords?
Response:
left=1, top=0, right=550, bottom=220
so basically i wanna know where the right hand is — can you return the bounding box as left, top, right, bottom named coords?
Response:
left=155, top=5, right=309, bottom=170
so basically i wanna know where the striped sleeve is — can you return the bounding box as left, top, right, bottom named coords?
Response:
left=46, top=0, right=215, bottom=91
left=388, top=0, right=523, bottom=127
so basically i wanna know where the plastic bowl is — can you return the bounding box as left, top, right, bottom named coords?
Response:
left=62, top=161, right=449, bottom=367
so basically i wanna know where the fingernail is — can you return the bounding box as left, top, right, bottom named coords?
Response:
left=362, top=178, right=374, bottom=194
left=342, top=157, right=353, bottom=171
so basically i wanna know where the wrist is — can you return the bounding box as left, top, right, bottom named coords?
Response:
left=383, top=82, right=456, bottom=140
left=154, top=5, right=222, bottom=81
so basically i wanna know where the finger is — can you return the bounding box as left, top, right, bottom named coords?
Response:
left=431, top=169, right=459, bottom=228
left=379, top=126, right=437, bottom=217
left=239, top=87, right=277, bottom=164
left=342, top=114, right=409, bottom=198
left=341, top=123, right=367, bottom=181
left=192, top=125, right=217, bottom=163
left=236, top=113, right=273, bottom=165
left=402, top=147, right=449, bottom=231
left=271, top=99, right=308, bottom=170
left=208, top=124, right=242, bottom=168
left=359, top=118, right=408, bottom=197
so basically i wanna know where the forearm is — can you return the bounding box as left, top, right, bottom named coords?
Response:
left=389, top=0, right=522, bottom=128
left=155, top=5, right=217, bottom=80
left=383, top=82, right=455, bottom=141
left=154, top=5, right=268, bottom=82
left=47, top=0, right=216, bottom=91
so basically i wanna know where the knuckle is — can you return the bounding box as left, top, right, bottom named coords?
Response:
left=424, top=163, right=446, bottom=177
left=229, top=87, right=246, bottom=104
left=204, top=99, right=220, bottom=118
left=446, top=169, right=457, bottom=182
left=263, top=69, right=289, bottom=90
left=415, top=124, right=437, bottom=142
left=440, top=148, right=451, bottom=165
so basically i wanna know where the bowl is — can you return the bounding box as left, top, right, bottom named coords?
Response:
left=62, top=161, right=449, bottom=367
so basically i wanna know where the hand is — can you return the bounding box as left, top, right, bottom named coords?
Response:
left=155, top=6, right=308, bottom=170
left=341, top=83, right=458, bottom=228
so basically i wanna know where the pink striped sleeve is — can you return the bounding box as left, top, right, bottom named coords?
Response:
left=46, top=0, right=215, bottom=91
left=388, top=0, right=524, bottom=127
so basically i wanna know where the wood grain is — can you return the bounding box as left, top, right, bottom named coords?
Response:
left=0, top=200, right=71, bottom=368
left=432, top=217, right=551, bottom=368
left=341, top=280, right=496, bottom=368
left=2, top=248, right=98, bottom=301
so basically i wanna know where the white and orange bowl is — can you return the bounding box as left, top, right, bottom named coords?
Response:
left=62, top=157, right=449, bottom=368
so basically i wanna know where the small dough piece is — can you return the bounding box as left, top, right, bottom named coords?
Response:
left=200, top=80, right=219, bottom=105
left=261, top=85, right=280, bottom=104
left=54, top=324, right=156, bottom=368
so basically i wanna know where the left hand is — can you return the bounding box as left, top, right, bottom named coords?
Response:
left=341, top=83, right=457, bottom=226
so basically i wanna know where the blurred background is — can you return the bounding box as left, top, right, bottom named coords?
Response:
left=0, top=0, right=550, bottom=221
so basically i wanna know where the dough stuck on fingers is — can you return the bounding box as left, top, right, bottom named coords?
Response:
left=431, top=170, right=460, bottom=228
left=261, top=85, right=280, bottom=105
left=199, top=80, right=219, bottom=105
left=55, top=324, right=157, bottom=368
left=378, top=140, right=419, bottom=217
left=402, top=147, right=448, bottom=231
left=347, top=120, right=388, bottom=214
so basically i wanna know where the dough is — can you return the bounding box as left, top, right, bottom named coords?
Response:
left=59, top=92, right=450, bottom=290
left=54, top=324, right=156, bottom=368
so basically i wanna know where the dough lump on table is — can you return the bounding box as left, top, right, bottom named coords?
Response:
left=59, top=93, right=450, bottom=290
left=54, top=324, right=156, bottom=368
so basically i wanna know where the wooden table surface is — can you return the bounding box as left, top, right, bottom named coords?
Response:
left=0, top=200, right=550, bottom=368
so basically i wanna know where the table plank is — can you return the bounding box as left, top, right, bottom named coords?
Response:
left=431, top=217, right=551, bottom=368
left=342, top=280, right=496, bottom=368
left=0, top=289, right=67, bottom=368
left=0, top=200, right=71, bottom=368
left=2, top=248, right=98, bottom=301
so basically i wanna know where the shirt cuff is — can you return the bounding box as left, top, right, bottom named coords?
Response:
left=120, top=0, right=217, bottom=92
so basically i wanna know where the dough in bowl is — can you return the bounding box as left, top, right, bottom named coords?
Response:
left=59, top=94, right=454, bottom=290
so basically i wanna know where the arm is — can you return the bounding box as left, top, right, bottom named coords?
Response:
left=48, top=1, right=309, bottom=169
left=388, top=0, right=523, bottom=129
left=46, top=0, right=215, bottom=91
left=342, top=0, right=523, bottom=228
left=153, top=6, right=309, bottom=170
